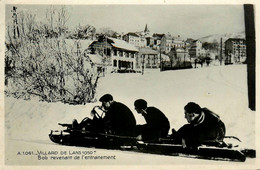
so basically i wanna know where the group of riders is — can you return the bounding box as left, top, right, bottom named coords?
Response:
left=70, top=94, right=226, bottom=148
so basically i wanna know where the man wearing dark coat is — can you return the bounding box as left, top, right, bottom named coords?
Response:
left=173, top=102, right=226, bottom=147
left=99, top=94, right=136, bottom=136
left=134, top=99, right=170, bottom=141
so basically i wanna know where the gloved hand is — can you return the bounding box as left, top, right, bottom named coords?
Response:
left=90, top=108, right=97, bottom=117
left=91, top=106, right=105, bottom=118
left=181, top=138, right=187, bottom=148
left=136, top=135, right=142, bottom=141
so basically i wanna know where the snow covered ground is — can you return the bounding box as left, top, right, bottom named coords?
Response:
left=4, top=64, right=257, bottom=167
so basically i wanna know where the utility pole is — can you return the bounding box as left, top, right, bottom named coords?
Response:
left=76, top=42, right=81, bottom=56
left=220, top=37, right=223, bottom=65
left=102, top=35, right=108, bottom=76
left=183, top=47, right=186, bottom=67
left=160, top=48, right=162, bottom=71
left=244, top=4, right=255, bottom=110
left=11, top=6, right=19, bottom=39
left=142, top=54, right=145, bottom=75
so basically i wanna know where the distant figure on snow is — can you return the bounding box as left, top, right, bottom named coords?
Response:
left=194, top=59, right=198, bottom=68
left=200, top=60, right=203, bottom=67
left=134, top=99, right=170, bottom=141
left=172, top=102, right=226, bottom=147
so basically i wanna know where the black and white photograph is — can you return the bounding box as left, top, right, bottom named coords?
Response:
left=1, top=0, right=259, bottom=169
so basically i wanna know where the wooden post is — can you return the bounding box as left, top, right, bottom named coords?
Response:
left=142, top=54, right=145, bottom=75
left=244, top=4, right=255, bottom=111
left=160, top=48, right=162, bottom=71
left=220, top=37, right=223, bottom=65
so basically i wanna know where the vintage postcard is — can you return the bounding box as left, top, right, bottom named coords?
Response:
left=1, top=0, right=259, bottom=169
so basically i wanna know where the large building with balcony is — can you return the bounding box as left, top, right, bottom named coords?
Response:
left=224, top=38, right=246, bottom=64
left=88, top=35, right=139, bottom=73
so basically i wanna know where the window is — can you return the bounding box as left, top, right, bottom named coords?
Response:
left=113, top=60, right=117, bottom=67
left=114, top=50, right=117, bottom=56
left=119, top=51, right=123, bottom=57
left=105, top=48, right=111, bottom=56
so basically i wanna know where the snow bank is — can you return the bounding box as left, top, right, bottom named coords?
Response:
left=4, top=66, right=255, bottom=168
left=96, top=65, right=254, bottom=149
left=5, top=65, right=255, bottom=150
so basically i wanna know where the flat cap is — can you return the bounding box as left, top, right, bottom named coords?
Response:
left=184, top=102, right=202, bottom=114
left=99, top=94, right=113, bottom=102
left=134, top=99, right=147, bottom=109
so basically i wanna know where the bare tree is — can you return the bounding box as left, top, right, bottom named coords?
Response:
left=98, top=27, right=116, bottom=37
left=44, top=6, right=70, bottom=37
left=5, top=6, right=100, bottom=104
left=69, top=24, right=96, bottom=39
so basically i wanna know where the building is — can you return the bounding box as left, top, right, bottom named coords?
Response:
left=152, top=33, right=165, bottom=50
left=84, top=54, right=105, bottom=74
left=63, top=39, right=105, bottom=74
left=191, top=39, right=202, bottom=48
left=186, top=38, right=194, bottom=46
left=137, top=47, right=159, bottom=69
left=146, top=36, right=155, bottom=48
left=88, top=35, right=139, bottom=73
left=64, top=39, right=94, bottom=54
left=160, top=53, right=171, bottom=67
left=160, top=34, right=186, bottom=54
left=160, top=33, right=173, bottom=54
left=224, top=38, right=246, bottom=64
left=144, top=24, right=150, bottom=35
left=139, top=36, right=147, bottom=48
left=123, top=32, right=147, bottom=48
left=172, top=35, right=185, bottom=48
left=188, top=39, right=204, bottom=58
left=185, top=38, right=194, bottom=49
left=167, top=47, right=190, bottom=67
left=111, top=32, right=123, bottom=40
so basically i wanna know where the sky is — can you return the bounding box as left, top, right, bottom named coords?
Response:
left=5, top=4, right=245, bottom=39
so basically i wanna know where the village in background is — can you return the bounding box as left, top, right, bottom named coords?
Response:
left=5, top=6, right=247, bottom=105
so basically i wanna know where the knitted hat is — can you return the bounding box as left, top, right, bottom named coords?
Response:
left=99, top=94, right=113, bottom=102
left=134, top=99, right=147, bottom=109
left=184, top=102, right=202, bottom=114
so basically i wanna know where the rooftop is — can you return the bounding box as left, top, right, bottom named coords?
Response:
left=108, top=37, right=139, bottom=52
left=86, top=54, right=103, bottom=65
left=125, top=32, right=140, bottom=37
left=64, top=39, right=94, bottom=49
left=139, top=47, right=158, bottom=55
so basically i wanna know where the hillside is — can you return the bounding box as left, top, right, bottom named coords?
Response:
left=199, top=31, right=246, bottom=43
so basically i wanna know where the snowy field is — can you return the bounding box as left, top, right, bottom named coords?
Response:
left=4, top=64, right=258, bottom=167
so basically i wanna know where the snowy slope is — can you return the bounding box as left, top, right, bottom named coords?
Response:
left=199, top=32, right=245, bottom=43
left=5, top=64, right=256, bottom=165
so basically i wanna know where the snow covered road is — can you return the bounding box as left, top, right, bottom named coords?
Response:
left=5, top=65, right=257, bottom=166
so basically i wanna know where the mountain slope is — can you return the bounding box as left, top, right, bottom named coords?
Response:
left=199, top=31, right=246, bottom=43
